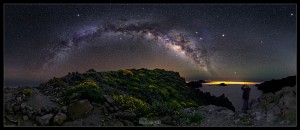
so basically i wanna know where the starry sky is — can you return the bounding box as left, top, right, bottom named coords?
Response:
left=4, top=4, right=297, bottom=86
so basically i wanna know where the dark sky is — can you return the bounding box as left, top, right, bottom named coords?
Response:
left=4, top=4, right=297, bottom=86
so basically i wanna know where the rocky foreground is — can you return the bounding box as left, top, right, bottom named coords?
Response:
left=4, top=69, right=297, bottom=126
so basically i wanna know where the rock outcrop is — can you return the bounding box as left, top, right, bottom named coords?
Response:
left=248, top=86, right=296, bottom=126
left=255, top=76, right=296, bottom=93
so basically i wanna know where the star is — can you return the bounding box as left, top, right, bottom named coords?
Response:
left=119, top=37, right=122, bottom=40
left=290, top=13, right=294, bottom=16
left=195, top=31, right=198, bottom=34
left=77, top=14, right=80, bottom=17
left=234, top=72, right=237, bottom=74
left=222, top=34, right=225, bottom=37
left=199, top=37, right=203, bottom=40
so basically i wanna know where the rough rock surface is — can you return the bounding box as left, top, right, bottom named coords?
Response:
left=67, top=99, right=93, bottom=120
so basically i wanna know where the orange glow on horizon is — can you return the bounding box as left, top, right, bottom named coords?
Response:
left=203, top=81, right=260, bottom=85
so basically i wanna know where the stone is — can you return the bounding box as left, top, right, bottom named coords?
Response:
left=251, top=112, right=264, bottom=121
left=13, top=105, right=21, bottom=112
left=114, top=106, right=119, bottom=111
left=16, top=97, right=22, bottom=102
left=103, top=95, right=114, bottom=105
left=6, top=115, right=18, bottom=123
left=103, top=107, right=109, bottom=116
left=138, top=117, right=148, bottom=125
left=26, top=105, right=33, bottom=111
left=122, top=120, right=135, bottom=126
left=104, top=102, right=110, bottom=107
left=105, top=119, right=124, bottom=126
left=28, top=111, right=34, bottom=119
left=266, top=112, right=278, bottom=124
left=5, top=103, right=14, bottom=113
left=69, top=92, right=80, bottom=100
left=68, top=99, right=93, bottom=120
left=62, top=119, right=84, bottom=126
left=22, top=109, right=27, bottom=114
left=20, top=103, right=27, bottom=109
left=52, top=107, right=59, bottom=114
left=22, top=120, right=33, bottom=126
left=23, top=116, right=29, bottom=121
left=41, top=107, right=47, bottom=113
left=108, top=107, right=115, bottom=113
left=160, top=116, right=173, bottom=125
left=38, top=114, right=54, bottom=126
left=115, top=111, right=137, bottom=120
left=53, top=113, right=67, bottom=125
left=272, top=106, right=281, bottom=115
left=183, top=107, right=195, bottom=115
left=61, top=106, right=68, bottom=113
left=38, top=108, right=45, bottom=116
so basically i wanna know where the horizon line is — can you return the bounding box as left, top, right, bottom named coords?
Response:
left=202, top=81, right=261, bottom=85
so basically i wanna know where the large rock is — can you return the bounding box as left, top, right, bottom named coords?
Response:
left=38, top=114, right=54, bottom=126
left=68, top=99, right=93, bottom=120
left=249, top=86, right=296, bottom=126
left=53, top=113, right=67, bottom=125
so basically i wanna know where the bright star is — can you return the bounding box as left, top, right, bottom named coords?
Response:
left=291, top=13, right=294, bottom=16
left=222, top=34, right=225, bottom=37
left=77, top=14, right=80, bottom=17
left=195, top=31, right=198, bottom=34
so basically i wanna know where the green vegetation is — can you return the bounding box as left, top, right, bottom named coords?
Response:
left=20, top=88, right=32, bottom=97
left=52, top=68, right=202, bottom=120
left=188, top=112, right=204, bottom=123
left=60, top=80, right=104, bottom=105
left=113, top=95, right=149, bottom=116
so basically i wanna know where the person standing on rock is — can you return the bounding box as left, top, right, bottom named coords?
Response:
left=241, top=84, right=251, bottom=113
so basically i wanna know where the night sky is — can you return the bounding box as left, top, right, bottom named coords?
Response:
left=4, top=4, right=297, bottom=86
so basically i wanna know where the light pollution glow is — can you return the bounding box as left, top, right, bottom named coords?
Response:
left=203, top=81, right=261, bottom=85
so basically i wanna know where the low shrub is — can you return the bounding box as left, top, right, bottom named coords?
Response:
left=60, top=80, right=104, bottom=105
left=113, top=95, right=149, bottom=116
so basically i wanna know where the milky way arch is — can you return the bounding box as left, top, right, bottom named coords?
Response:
left=39, top=21, right=211, bottom=72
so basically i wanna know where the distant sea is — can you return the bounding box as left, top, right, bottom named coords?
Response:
left=198, top=84, right=263, bottom=112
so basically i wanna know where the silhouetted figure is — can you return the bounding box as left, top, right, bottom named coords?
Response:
left=241, top=84, right=251, bottom=113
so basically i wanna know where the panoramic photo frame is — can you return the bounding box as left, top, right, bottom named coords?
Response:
left=3, top=3, right=297, bottom=127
